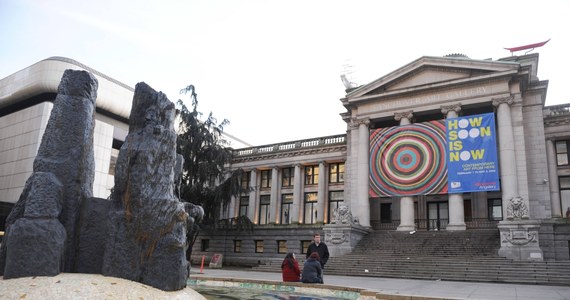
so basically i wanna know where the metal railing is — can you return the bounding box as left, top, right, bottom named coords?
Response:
left=465, top=218, right=500, bottom=229
left=416, top=219, right=448, bottom=230
left=372, top=218, right=499, bottom=231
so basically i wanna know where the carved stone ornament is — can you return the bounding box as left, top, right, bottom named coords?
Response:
left=506, top=196, right=529, bottom=219
left=394, top=110, right=414, bottom=122
left=331, top=205, right=360, bottom=225
left=349, top=118, right=370, bottom=130
left=501, top=231, right=537, bottom=246
left=328, top=232, right=348, bottom=245
left=441, top=103, right=462, bottom=116
left=492, top=95, right=514, bottom=107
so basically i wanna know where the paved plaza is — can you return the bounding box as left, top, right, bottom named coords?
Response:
left=191, top=266, right=570, bottom=300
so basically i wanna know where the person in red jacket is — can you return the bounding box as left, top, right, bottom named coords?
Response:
left=281, top=252, right=301, bottom=282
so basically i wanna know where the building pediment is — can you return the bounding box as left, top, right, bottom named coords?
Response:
left=346, top=56, right=520, bottom=102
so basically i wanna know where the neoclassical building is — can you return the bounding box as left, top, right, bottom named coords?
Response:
left=1, top=53, right=569, bottom=266
left=194, top=52, right=570, bottom=265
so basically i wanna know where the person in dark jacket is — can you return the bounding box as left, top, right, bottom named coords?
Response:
left=301, top=252, right=323, bottom=284
left=306, top=233, right=329, bottom=269
left=281, top=253, right=301, bottom=282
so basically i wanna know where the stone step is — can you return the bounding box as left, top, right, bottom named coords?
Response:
left=253, top=229, right=570, bottom=286
left=252, top=266, right=570, bottom=285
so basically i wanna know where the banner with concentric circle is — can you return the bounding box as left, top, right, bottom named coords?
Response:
left=369, top=120, right=448, bottom=196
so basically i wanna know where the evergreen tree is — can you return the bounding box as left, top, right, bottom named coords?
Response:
left=176, top=85, right=254, bottom=264
left=176, top=85, right=249, bottom=225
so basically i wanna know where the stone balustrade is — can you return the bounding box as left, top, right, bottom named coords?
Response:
left=544, top=103, right=570, bottom=117
left=232, top=134, right=346, bottom=157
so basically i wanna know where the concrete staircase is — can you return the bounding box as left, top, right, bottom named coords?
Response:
left=253, top=229, right=570, bottom=286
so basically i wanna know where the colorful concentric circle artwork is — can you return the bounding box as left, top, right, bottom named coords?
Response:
left=369, top=120, right=448, bottom=196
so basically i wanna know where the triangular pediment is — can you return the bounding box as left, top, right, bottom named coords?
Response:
left=347, top=56, right=519, bottom=100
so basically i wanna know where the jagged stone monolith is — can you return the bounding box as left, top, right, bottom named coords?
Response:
left=76, top=197, right=111, bottom=274
left=1, top=172, right=66, bottom=278
left=102, top=82, right=188, bottom=291
left=0, top=69, right=98, bottom=277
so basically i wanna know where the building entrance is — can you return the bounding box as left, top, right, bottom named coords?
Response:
left=427, top=202, right=448, bottom=230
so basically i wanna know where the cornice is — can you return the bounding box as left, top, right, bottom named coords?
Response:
left=231, top=145, right=347, bottom=164
left=347, top=70, right=517, bottom=104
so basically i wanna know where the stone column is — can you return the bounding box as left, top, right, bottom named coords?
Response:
left=248, top=169, right=257, bottom=222
left=356, top=119, right=371, bottom=227
left=442, top=104, right=466, bottom=231
left=270, top=167, right=279, bottom=223
left=494, top=96, right=543, bottom=261
left=492, top=96, right=525, bottom=218
left=292, top=164, right=302, bottom=224
left=395, top=111, right=416, bottom=231
left=317, top=161, right=327, bottom=223
left=229, top=195, right=237, bottom=218
left=546, top=138, right=562, bottom=217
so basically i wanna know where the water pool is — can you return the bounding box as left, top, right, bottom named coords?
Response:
left=192, top=285, right=353, bottom=300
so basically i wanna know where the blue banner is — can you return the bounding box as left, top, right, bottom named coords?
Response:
left=446, top=113, right=500, bottom=193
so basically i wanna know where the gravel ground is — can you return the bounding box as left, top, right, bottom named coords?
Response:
left=0, top=273, right=205, bottom=300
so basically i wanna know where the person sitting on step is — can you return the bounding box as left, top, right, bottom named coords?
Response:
left=301, top=252, right=323, bottom=284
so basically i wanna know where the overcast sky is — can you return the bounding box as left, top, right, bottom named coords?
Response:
left=1, top=0, right=568, bottom=147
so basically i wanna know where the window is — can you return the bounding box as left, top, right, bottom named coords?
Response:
left=380, top=203, right=392, bottom=223
left=301, top=240, right=311, bottom=254
left=304, top=192, right=318, bottom=224
left=281, top=194, right=293, bottom=224
left=260, top=170, right=272, bottom=188
left=240, top=173, right=250, bottom=189
left=329, top=162, right=345, bottom=183
left=277, top=240, right=287, bottom=254
left=488, top=199, right=503, bottom=221
left=328, top=191, right=344, bottom=223
left=259, top=195, right=271, bottom=225
left=304, top=165, right=319, bottom=185
left=556, top=141, right=570, bottom=166
left=234, top=240, right=242, bottom=253
left=559, top=176, right=570, bottom=214
left=282, top=167, right=294, bottom=187
left=201, top=239, right=209, bottom=251
left=464, top=199, right=472, bottom=222
left=239, top=196, right=249, bottom=216
left=108, top=139, right=122, bottom=176
left=255, top=240, right=264, bottom=253
left=109, top=149, right=119, bottom=176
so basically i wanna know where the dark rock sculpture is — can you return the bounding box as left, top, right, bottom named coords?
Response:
left=2, top=173, right=66, bottom=278
left=0, top=71, right=198, bottom=292
left=76, top=197, right=111, bottom=274
left=0, top=70, right=98, bottom=277
left=102, top=82, right=189, bottom=291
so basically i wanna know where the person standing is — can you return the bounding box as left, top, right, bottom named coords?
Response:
left=306, top=233, right=329, bottom=269
left=301, top=252, right=323, bottom=284
left=281, top=253, right=301, bottom=282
